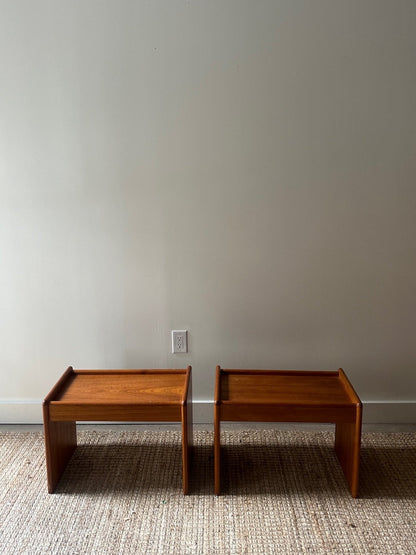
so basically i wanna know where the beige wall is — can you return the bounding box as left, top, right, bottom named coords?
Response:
left=1, top=1, right=415, bottom=422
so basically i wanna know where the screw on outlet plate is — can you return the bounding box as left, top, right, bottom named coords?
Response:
left=171, top=330, right=188, bottom=353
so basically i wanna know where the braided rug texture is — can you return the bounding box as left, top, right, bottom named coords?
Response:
left=0, top=429, right=415, bottom=554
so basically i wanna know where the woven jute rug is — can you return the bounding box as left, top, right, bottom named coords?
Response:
left=0, top=429, right=415, bottom=554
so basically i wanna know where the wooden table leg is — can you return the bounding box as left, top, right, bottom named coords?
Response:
left=334, top=404, right=362, bottom=498
left=43, top=404, right=77, bottom=493
left=214, top=403, right=221, bottom=495
left=181, top=368, right=193, bottom=495
left=181, top=403, right=191, bottom=495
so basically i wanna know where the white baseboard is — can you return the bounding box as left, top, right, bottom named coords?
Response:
left=362, top=401, right=416, bottom=424
left=0, top=401, right=44, bottom=424
left=1, top=399, right=415, bottom=424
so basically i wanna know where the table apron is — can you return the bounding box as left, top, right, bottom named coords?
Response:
left=49, top=404, right=182, bottom=422
left=219, top=403, right=357, bottom=423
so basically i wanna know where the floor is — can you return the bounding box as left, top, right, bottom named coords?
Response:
left=1, top=423, right=416, bottom=432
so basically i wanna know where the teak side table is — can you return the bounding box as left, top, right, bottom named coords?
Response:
left=214, top=367, right=362, bottom=497
left=43, top=366, right=192, bottom=494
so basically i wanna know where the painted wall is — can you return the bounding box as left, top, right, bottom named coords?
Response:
left=1, top=1, right=415, bottom=423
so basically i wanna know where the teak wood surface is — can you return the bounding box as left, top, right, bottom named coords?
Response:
left=214, top=367, right=362, bottom=498
left=43, top=366, right=192, bottom=495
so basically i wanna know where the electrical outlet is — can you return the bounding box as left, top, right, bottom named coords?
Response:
left=171, top=330, right=188, bottom=353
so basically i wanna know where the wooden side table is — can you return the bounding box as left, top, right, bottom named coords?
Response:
left=43, top=366, right=192, bottom=494
left=214, top=367, right=362, bottom=497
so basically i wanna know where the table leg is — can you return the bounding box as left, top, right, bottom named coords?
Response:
left=181, top=403, right=191, bottom=495
left=181, top=369, right=193, bottom=495
left=334, top=405, right=362, bottom=498
left=43, top=404, right=77, bottom=493
left=214, top=403, right=221, bottom=495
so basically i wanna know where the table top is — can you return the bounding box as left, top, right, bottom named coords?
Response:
left=216, top=369, right=360, bottom=407
left=45, top=367, right=191, bottom=407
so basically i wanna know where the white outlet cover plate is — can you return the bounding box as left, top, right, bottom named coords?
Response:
left=171, top=330, right=188, bottom=353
